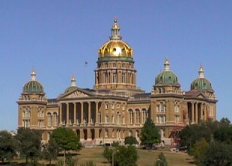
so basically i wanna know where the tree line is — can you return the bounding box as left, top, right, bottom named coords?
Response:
left=179, top=118, right=232, bottom=166
left=0, top=118, right=164, bottom=166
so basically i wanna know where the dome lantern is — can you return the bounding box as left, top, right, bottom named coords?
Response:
left=31, top=71, right=36, bottom=81
left=199, top=66, right=205, bottom=79
left=164, top=59, right=171, bottom=71
left=71, top=76, right=77, bottom=87
left=110, top=19, right=122, bottom=40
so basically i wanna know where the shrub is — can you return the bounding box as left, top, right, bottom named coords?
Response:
left=124, top=136, right=138, bottom=145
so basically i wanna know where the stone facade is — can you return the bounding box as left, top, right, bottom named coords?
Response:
left=17, top=19, right=217, bottom=145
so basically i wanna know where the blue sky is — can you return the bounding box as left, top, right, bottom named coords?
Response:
left=0, top=1, right=231, bottom=130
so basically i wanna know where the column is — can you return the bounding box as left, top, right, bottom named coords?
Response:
left=74, top=103, right=77, bottom=125
left=88, top=102, right=91, bottom=125
left=87, top=128, right=91, bottom=140
left=200, top=103, right=203, bottom=121
left=140, top=110, right=143, bottom=125
left=81, top=102, right=83, bottom=125
left=191, top=102, right=194, bottom=124
left=102, top=103, right=105, bottom=124
left=109, top=128, right=112, bottom=139
left=80, top=129, right=84, bottom=139
left=143, top=111, right=145, bottom=123
left=133, top=111, right=136, bottom=125
left=66, top=103, right=69, bottom=126
left=95, top=129, right=99, bottom=139
left=59, top=104, right=62, bottom=126
left=95, top=102, right=99, bottom=125
left=204, top=104, right=207, bottom=121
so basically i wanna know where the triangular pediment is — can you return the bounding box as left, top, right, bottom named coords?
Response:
left=59, top=88, right=93, bottom=99
left=196, top=93, right=206, bottom=99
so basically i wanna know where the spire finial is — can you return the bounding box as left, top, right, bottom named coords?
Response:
left=199, top=66, right=205, bottom=78
left=164, top=58, right=170, bottom=71
left=31, top=70, right=36, bottom=81
left=110, top=18, right=122, bottom=40
left=71, top=76, right=77, bottom=87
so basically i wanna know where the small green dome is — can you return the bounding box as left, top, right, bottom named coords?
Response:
left=23, top=71, right=44, bottom=94
left=191, top=66, right=214, bottom=92
left=64, top=86, right=77, bottom=94
left=191, top=78, right=213, bottom=92
left=155, top=59, right=180, bottom=86
left=23, top=80, right=44, bottom=94
left=155, top=71, right=179, bottom=86
left=64, top=76, right=77, bottom=94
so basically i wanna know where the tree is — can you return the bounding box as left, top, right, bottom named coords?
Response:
left=179, top=122, right=217, bottom=152
left=140, top=119, right=160, bottom=148
left=124, top=136, right=138, bottom=146
left=214, top=126, right=232, bottom=144
left=16, top=128, right=42, bottom=164
left=114, top=145, right=138, bottom=166
left=103, top=147, right=113, bottom=163
left=219, top=118, right=231, bottom=128
left=0, top=130, right=18, bottom=163
left=50, top=127, right=81, bottom=165
left=41, top=138, right=59, bottom=165
left=190, top=138, right=209, bottom=164
left=199, top=142, right=232, bottom=166
left=155, top=152, right=168, bottom=166
left=103, top=146, right=138, bottom=166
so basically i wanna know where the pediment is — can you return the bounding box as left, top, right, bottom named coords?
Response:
left=60, top=88, right=92, bottom=99
left=196, top=93, right=206, bottom=99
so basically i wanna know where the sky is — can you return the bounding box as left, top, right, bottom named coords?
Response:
left=0, top=1, right=231, bottom=131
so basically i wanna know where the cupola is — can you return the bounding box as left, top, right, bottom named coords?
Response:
left=64, top=76, right=78, bottom=94
left=98, top=19, right=133, bottom=59
left=191, top=66, right=214, bottom=92
left=155, top=59, right=180, bottom=87
left=23, top=71, right=44, bottom=94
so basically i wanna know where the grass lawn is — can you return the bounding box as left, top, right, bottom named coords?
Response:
left=75, top=147, right=196, bottom=166
left=7, top=147, right=195, bottom=166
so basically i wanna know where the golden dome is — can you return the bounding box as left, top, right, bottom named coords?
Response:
left=99, top=19, right=133, bottom=58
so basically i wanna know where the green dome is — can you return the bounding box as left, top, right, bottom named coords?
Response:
left=155, top=59, right=180, bottom=86
left=64, top=86, right=77, bottom=94
left=23, top=80, right=44, bottom=94
left=155, top=71, right=179, bottom=86
left=64, top=76, right=77, bottom=94
left=191, top=78, right=213, bottom=92
left=191, top=66, right=214, bottom=92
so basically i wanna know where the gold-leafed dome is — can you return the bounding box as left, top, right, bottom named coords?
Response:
left=99, top=19, right=133, bottom=58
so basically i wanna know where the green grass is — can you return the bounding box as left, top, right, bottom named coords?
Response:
left=8, top=147, right=195, bottom=166
left=75, top=147, right=195, bottom=166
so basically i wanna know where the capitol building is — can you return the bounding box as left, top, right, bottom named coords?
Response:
left=17, top=19, right=217, bottom=145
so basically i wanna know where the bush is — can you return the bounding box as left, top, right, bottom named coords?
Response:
left=103, top=147, right=113, bottom=163
left=155, top=152, right=168, bottom=166
left=115, top=145, right=138, bottom=166
left=112, top=141, right=120, bottom=147
left=124, top=136, right=138, bottom=145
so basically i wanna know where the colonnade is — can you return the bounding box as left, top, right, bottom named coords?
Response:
left=188, top=102, right=208, bottom=124
left=59, top=101, right=100, bottom=126
left=96, top=70, right=136, bottom=85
